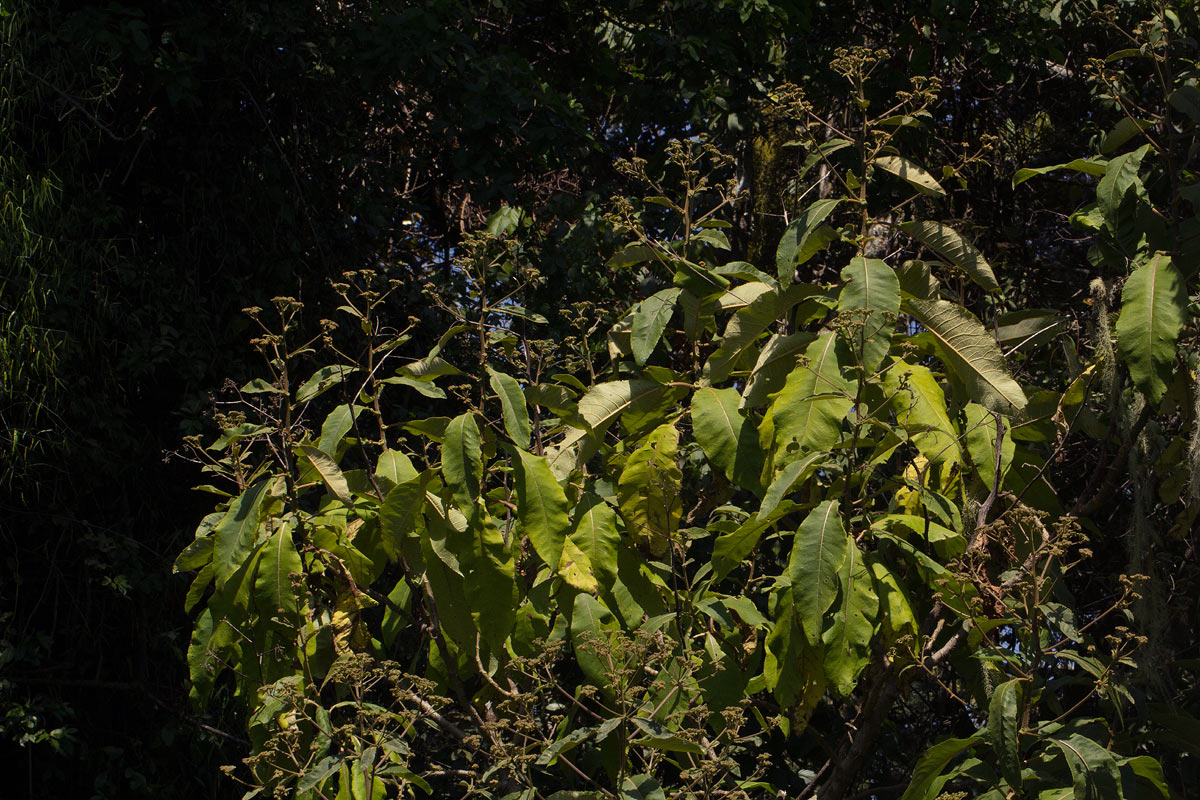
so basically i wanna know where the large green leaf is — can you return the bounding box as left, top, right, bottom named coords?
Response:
left=1096, top=144, right=1148, bottom=226
left=963, top=403, right=1014, bottom=491
left=691, top=386, right=766, bottom=495
left=987, top=679, right=1023, bottom=789
left=487, top=367, right=531, bottom=448
left=761, top=333, right=853, bottom=466
left=568, top=492, right=620, bottom=588
left=375, top=449, right=417, bottom=488
left=900, top=735, right=983, bottom=800
left=875, top=154, right=945, bottom=196
left=741, top=332, right=817, bottom=409
left=711, top=499, right=800, bottom=581
left=705, top=288, right=782, bottom=383
left=630, top=287, right=682, bottom=365
left=456, top=507, right=515, bottom=651
left=759, top=452, right=825, bottom=519
left=1115, top=253, right=1186, bottom=403
left=1012, top=158, right=1107, bottom=188
left=1048, top=735, right=1123, bottom=800
left=618, top=422, right=682, bottom=556
left=898, top=220, right=998, bottom=292
left=253, top=523, right=301, bottom=621
left=776, top=198, right=841, bottom=285
left=571, top=592, right=619, bottom=686
left=442, top=413, right=483, bottom=509
left=379, top=473, right=431, bottom=560
left=212, top=480, right=271, bottom=586
left=904, top=298, right=1027, bottom=412
left=787, top=500, right=848, bottom=646
left=822, top=536, right=878, bottom=695
left=838, top=256, right=900, bottom=371
left=317, top=403, right=359, bottom=457
left=513, top=448, right=571, bottom=572
left=884, top=361, right=961, bottom=467
left=297, top=445, right=354, bottom=505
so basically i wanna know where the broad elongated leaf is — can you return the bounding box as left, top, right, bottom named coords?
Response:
left=741, top=332, right=817, bottom=409
left=762, top=333, right=853, bottom=466
left=1049, top=735, right=1123, bottom=800
left=1012, top=158, right=1107, bottom=188
left=295, top=364, right=356, bottom=403
left=899, top=220, right=998, bottom=292
left=759, top=452, right=825, bottom=519
left=788, top=500, right=848, bottom=646
left=822, top=536, right=878, bottom=695
left=904, top=299, right=1028, bottom=412
left=579, top=380, right=668, bottom=433
left=318, top=403, right=359, bottom=457
left=838, top=256, right=900, bottom=371
left=884, top=361, right=961, bottom=466
left=691, top=387, right=766, bottom=495
left=442, top=413, right=482, bottom=509
left=899, top=735, right=983, bottom=800
left=618, top=422, right=682, bottom=556
left=988, top=679, right=1023, bottom=789
left=705, top=288, right=782, bottom=383
left=254, top=523, right=301, bottom=620
left=379, top=473, right=431, bottom=559
left=457, top=508, right=515, bottom=651
left=487, top=367, right=531, bottom=448
left=212, top=480, right=271, bottom=585
left=631, top=287, right=682, bottom=365
left=513, top=448, right=571, bottom=572
left=375, top=448, right=418, bottom=487
left=297, top=445, right=354, bottom=505
left=963, top=403, right=1014, bottom=491
left=711, top=499, right=800, bottom=581
left=875, top=154, right=945, bottom=196
left=1115, top=253, right=1186, bottom=403
left=1096, top=145, right=1148, bottom=225
left=571, top=592, right=618, bottom=686
left=776, top=199, right=841, bottom=284
left=568, top=493, right=620, bottom=588
left=995, top=309, right=1066, bottom=353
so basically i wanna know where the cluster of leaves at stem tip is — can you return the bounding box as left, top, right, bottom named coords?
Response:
left=175, top=32, right=1196, bottom=800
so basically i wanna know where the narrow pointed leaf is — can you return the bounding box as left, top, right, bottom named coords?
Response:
left=963, top=403, right=1014, bottom=490
left=1096, top=145, right=1148, bottom=225
left=741, top=332, right=817, bottom=409
left=254, top=523, right=301, bottom=620
left=1013, top=158, right=1107, bottom=188
left=988, top=679, right=1024, bottom=789
left=904, top=298, right=1027, bottom=412
left=822, top=536, right=878, bottom=695
left=899, top=735, right=983, bottom=800
left=487, top=367, right=532, bottom=448
left=318, top=403, right=359, bottom=457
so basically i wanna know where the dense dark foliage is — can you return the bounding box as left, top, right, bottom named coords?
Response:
left=1, top=1, right=1197, bottom=798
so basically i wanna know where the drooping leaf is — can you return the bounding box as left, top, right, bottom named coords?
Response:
left=457, top=507, right=515, bottom=651
left=963, top=403, right=1014, bottom=491
left=987, top=679, right=1024, bottom=789
left=379, top=473, right=431, bottom=560
left=1049, top=734, right=1124, bottom=800
left=899, top=220, right=999, bottom=292
left=899, top=735, right=983, bottom=800
left=318, top=403, right=359, bottom=457
left=1096, top=144, right=1148, bottom=226
left=567, top=492, right=620, bottom=589
left=762, top=333, right=853, bottom=467
left=1115, top=253, right=1186, bottom=404
left=838, top=256, right=900, bottom=371
left=487, top=367, right=532, bottom=448
left=513, top=448, right=571, bottom=572
left=630, top=287, right=682, bottom=366
left=691, top=386, right=766, bottom=495
left=618, top=422, right=682, bottom=556
left=297, top=445, right=354, bottom=506
left=741, top=332, right=818, bottom=409
left=788, top=500, right=848, bottom=646
left=884, top=361, right=961, bottom=467
left=875, top=154, right=946, bottom=196
left=1012, top=158, right=1107, bottom=188
left=904, top=298, right=1028, bottom=412
left=442, top=413, right=483, bottom=510
left=254, top=522, right=301, bottom=620
left=776, top=198, right=841, bottom=284
left=822, top=536, right=878, bottom=695
left=212, top=480, right=271, bottom=585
